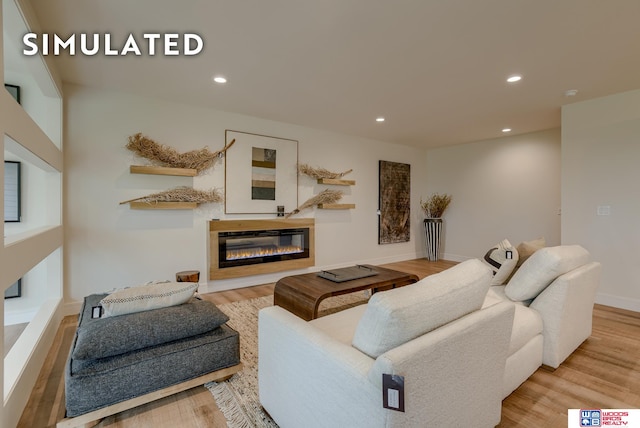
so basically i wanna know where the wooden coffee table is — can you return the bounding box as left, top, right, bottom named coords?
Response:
left=274, top=265, right=419, bottom=320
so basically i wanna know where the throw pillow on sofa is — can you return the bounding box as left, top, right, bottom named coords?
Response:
left=351, top=258, right=492, bottom=358
left=505, top=237, right=546, bottom=282
left=516, top=237, right=546, bottom=267
left=482, top=239, right=519, bottom=285
left=100, top=281, right=199, bottom=317
left=505, top=245, right=590, bottom=301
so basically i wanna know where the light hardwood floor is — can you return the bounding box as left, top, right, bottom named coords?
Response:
left=17, top=259, right=640, bottom=427
left=4, top=322, right=28, bottom=358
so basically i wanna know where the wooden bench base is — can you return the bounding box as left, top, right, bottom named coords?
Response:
left=56, top=363, right=243, bottom=428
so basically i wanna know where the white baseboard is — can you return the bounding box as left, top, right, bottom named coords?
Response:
left=203, top=251, right=422, bottom=293
left=441, top=257, right=640, bottom=314
left=61, top=250, right=432, bottom=306
left=441, top=253, right=472, bottom=263
left=62, top=301, right=83, bottom=317
left=595, top=292, right=640, bottom=313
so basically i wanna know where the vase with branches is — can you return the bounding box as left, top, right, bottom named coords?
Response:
left=420, top=193, right=452, bottom=261
left=420, top=193, right=452, bottom=219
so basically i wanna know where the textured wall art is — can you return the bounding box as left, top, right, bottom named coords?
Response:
left=225, top=130, right=298, bottom=214
left=378, top=160, right=411, bottom=244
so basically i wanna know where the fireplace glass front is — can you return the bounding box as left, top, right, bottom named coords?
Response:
left=218, top=227, right=310, bottom=269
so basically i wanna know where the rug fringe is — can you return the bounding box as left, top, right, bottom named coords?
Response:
left=206, top=380, right=255, bottom=428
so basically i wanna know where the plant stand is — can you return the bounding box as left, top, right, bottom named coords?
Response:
left=424, top=218, right=443, bottom=261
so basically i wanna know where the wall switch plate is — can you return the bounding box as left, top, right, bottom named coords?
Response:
left=382, top=374, right=405, bottom=412
left=597, top=205, right=611, bottom=216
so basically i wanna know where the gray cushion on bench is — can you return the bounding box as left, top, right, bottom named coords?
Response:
left=72, top=294, right=229, bottom=359
left=66, top=324, right=240, bottom=417
left=65, top=294, right=240, bottom=417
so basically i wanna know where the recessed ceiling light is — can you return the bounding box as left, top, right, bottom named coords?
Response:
left=376, top=117, right=385, bottom=122
left=564, top=89, right=578, bottom=97
left=506, top=75, right=522, bottom=83
left=212, top=76, right=227, bottom=84
left=502, top=128, right=512, bottom=133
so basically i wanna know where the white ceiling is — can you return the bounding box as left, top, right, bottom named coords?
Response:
left=27, top=0, right=640, bottom=148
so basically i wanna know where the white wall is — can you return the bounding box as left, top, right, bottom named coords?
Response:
left=424, top=129, right=561, bottom=260
left=562, top=89, right=640, bottom=312
left=63, top=84, right=428, bottom=309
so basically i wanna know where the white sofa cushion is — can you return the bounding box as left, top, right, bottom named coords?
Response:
left=483, top=286, right=543, bottom=356
left=482, top=239, right=519, bottom=285
left=310, top=304, right=368, bottom=345
left=505, top=245, right=590, bottom=302
left=352, top=259, right=492, bottom=358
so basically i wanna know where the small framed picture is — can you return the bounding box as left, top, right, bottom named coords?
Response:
left=506, top=250, right=513, bottom=260
left=5, top=279, right=22, bottom=299
left=4, top=161, right=21, bottom=222
left=4, top=84, right=21, bottom=104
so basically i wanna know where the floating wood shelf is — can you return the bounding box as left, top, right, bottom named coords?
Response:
left=130, top=165, right=198, bottom=177
left=129, top=202, right=198, bottom=210
left=317, top=203, right=356, bottom=210
left=317, top=178, right=356, bottom=186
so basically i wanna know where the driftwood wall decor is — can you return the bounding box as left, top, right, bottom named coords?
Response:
left=119, top=187, right=223, bottom=205
left=298, top=163, right=353, bottom=180
left=378, top=161, right=411, bottom=244
left=285, top=189, right=343, bottom=218
left=126, top=133, right=235, bottom=173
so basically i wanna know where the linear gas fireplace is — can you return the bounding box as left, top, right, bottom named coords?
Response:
left=209, top=219, right=315, bottom=279
left=219, top=228, right=309, bottom=268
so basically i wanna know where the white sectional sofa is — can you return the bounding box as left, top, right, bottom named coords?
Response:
left=483, top=245, right=601, bottom=398
left=258, top=245, right=601, bottom=428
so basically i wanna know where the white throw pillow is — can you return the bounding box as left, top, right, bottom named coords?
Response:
left=100, top=282, right=199, bottom=317
left=482, top=239, right=519, bottom=285
left=506, top=237, right=546, bottom=282
left=505, top=245, right=590, bottom=301
left=351, top=259, right=492, bottom=358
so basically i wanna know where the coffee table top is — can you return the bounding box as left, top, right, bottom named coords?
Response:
left=274, top=265, right=419, bottom=300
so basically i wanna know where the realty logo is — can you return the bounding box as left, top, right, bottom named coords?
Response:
left=581, top=409, right=601, bottom=427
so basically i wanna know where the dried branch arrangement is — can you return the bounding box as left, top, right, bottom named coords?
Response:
left=420, top=193, right=452, bottom=218
left=119, top=187, right=223, bottom=205
left=126, top=133, right=235, bottom=173
left=298, top=163, right=353, bottom=180
left=285, top=189, right=343, bottom=218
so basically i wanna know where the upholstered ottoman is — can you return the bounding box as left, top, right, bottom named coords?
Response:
left=60, top=292, right=241, bottom=427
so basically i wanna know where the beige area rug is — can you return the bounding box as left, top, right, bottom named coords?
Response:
left=205, top=292, right=369, bottom=428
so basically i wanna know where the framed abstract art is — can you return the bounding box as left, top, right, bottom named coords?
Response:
left=224, top=130, right=298, bottom=214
